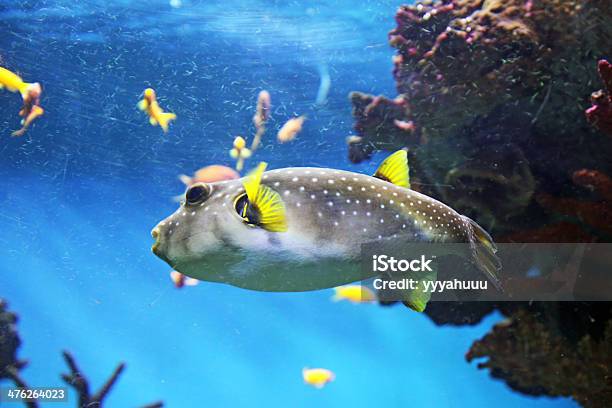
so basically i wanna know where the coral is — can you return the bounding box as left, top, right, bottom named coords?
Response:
left=0, top=299, right=24, bottom=380
left=348, top=93, right=417, bottom=162
left=357, top=1, right=612, bottom=404
left=61, top=351, right=163, bottom=408
left=353, top=0, right=611, bottom=150
left=0, top=298, right=163, bottom=408
left=349, top=0, right=612, bottom=239
left=466, top=307, right=612, bottom=407
left=536, top=169, right=612, bottom=239
left=586, top=60, right=612, bottom=136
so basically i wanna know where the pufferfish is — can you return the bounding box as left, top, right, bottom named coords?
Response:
left=151, top=151, right=501, bottom=309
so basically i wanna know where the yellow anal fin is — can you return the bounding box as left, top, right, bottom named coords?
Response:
left=373, top=149, right=410, bottom=189
left=243, top=162, right=288, bottom=232
left=402, top=268, right=437, bottom=312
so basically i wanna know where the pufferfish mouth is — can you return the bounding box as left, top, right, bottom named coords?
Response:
left=151, top=227, right=168, bottom=261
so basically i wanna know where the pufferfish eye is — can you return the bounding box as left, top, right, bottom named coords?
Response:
left=185, top=183, right=211, bottom=205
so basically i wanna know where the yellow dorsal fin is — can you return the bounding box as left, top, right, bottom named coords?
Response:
left=243, top=162, right=288, bottom=232
left=373, top=150, right=410, bottom=188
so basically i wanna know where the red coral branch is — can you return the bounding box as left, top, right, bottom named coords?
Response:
left=586, top=59, right=612, bottom=136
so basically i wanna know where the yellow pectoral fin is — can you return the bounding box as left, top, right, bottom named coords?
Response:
left=242, top=162, right=287, bottom=232
left=253, top=184, right=287, bottom=232
left=149, top=117, right=158, bottom=125
left=374, top=149, right=410, bottom=189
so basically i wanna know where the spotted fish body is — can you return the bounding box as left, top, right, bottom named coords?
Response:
left=151, top=152, right=500, bottom=293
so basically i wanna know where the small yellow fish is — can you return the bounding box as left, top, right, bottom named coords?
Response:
left=277, top=115, right=305, bottom=143
left=303, top=368, right=335, bottom=389
left=138, top=88, right=176, bottom=133
left=230, top=136, right=252, bottom=171
left=332, top=285, right=377, bottom=303
left=0, top=66, right=36, bottom=97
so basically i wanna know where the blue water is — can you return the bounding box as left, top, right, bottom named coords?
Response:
left=0, top=1, right=578, bottom=406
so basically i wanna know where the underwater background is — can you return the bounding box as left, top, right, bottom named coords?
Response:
left=0, top=0, right=593, bottom=406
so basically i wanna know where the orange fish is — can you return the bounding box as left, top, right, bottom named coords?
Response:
left=277, top=116, right=305, bottom=143
left=12, top=105, right=44, bottom=137
left=251, top=90, right=271, bottom=152
left=138, top=88, right=176, bottom=133
left=179, top=165, right=240, bottom=186
left=252, top=90, right=271, bottom=130
left=170, top=270, right=199, bottom=289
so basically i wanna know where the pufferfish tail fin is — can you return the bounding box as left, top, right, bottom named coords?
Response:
left=242, top=162, right=288, bottom=232
left=373, top=150, right=410, bottom=189
left=463, top=216, right=503, bottom=290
